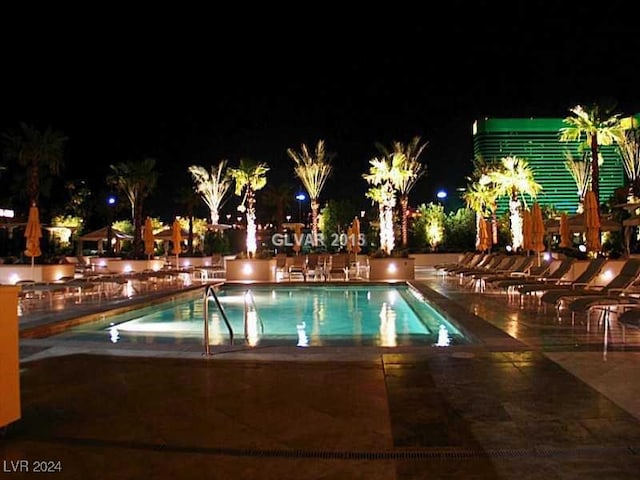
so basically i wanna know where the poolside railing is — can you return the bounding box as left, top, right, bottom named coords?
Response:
left=243, top=290, right=265, bottom=346
left=204, top=285, right=234, bottom=352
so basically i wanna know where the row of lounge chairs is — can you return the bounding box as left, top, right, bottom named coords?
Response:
left=436, top=253, right=640, bottom=330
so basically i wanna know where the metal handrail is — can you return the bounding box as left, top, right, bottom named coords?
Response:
left=204, top=285, right=233, bottom=353
left=244, top=289, right=264, bottom=338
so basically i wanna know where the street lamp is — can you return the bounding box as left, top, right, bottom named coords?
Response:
left=436, top=189, right=447, bottom=211
left=295, top=192, right=306, bottom=223
left=106, top=194, right=117, bottom=255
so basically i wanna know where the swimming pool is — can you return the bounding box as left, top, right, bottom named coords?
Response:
left=52, top=284, right=468, bottom=348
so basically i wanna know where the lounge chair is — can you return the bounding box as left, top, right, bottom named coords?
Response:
left=517, top=257, right=607, bottom=303
left=542, top=258, right=640, bottom=319
left=434, top=252, right=475, bottom=272
left=478, top=255, right=537, bottom=287
left=495, top=257, right=575, bottom=293
left=617, top=308, right=640, bottom=343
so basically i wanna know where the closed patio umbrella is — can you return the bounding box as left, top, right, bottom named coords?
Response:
left=143, top=217, right=155, bottom=260
left=171, top=219, right=183, bottom=268
left=559, top=212, right=571, bottom=248
left=584, top=190, right=601, bottom=253
left=479, top=217, right=491, bottom=252
left=352, top=217, right=361, bottom=256
left=531, top=203, right=545, bottom=253
left=24, top=203, right=42, bottom=279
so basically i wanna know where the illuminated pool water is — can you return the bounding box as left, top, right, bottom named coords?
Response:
left=53, top=285, right=468, bottom=348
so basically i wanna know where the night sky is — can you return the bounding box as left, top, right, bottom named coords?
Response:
left=2, top=2, right=638, bottom=221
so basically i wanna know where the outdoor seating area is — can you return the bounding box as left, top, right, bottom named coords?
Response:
left=435, top=252, right=640, bottom=350
left=16, top=266, right=194, bottom=315
left=274, top=253, right=363, bottom=282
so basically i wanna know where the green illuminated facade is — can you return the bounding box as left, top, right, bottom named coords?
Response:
left=472, top=117, right=625, bottom=214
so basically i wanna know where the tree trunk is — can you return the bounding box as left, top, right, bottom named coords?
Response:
left=133, top=201, right=144, bottom=257
left=188, top=216, right=194, bottom=255
left=29, top=160, right=40, bottom=207
left=246, top=187, right=256, bottom=257
left=591, top=133, right=600, bottom=204
left=311, top=198, right=319, bottom=247
left=400, top=195, right=409, bottom=248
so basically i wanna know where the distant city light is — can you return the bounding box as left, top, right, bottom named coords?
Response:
left=436, top=190, right=447, bottom=199
left=107, top=195, right=117, bottom=206
left=295, top=193, right=306, bottom=201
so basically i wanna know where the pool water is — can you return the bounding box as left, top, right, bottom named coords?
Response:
left=53, top=285, right=468, bottom=348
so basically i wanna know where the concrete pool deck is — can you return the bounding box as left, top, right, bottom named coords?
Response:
left=2, top=268, right=640, bottom=478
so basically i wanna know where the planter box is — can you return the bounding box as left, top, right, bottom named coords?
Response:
left=225, top=259, right=277, bottom=282
left=0, top=264, right=75, bottom=284
left=367, top=257, right=415, bottom=281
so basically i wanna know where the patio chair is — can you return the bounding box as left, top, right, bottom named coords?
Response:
left=494, top=257, right=575, bottom=293
left=434, top=252, right=475, bottom=272
left=542, top=258, right=640, bottom=319
left=475, top=255, right=537, bottom=291
left=275, top=253, right=288, bottom=281
left=516, top=257, right=607, bottom=302
left=617, top=308, right=640, bottom=343
left=327, top=254, right=349, bottom=281
left=288, top=255, right=307, bottom=281
left=305, top=253, right=323, bottom=281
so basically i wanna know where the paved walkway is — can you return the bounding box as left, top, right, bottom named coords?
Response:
left=2, top=269, right=640, bottom=479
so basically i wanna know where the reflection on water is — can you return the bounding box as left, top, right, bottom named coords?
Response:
left=435, top=324, right=451, bottom=347
left=379, top=302, right=397, bottom=347
left=108, top=324, right=120, bottom=343
left=296, top=321, right=309, bottom=347
left=245, top=310, right=259, bottom=346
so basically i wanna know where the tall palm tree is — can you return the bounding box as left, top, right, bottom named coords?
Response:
left=287, top=140, right=333, bottom=248
left=563, top=151, right=591, bottom=213
left=485, top=156, right=542, bottom=251
left=228, top=158, right=269, bottom=258
left=377, top=136, right=428, bottom=248
left=107, top=157, right=159, bottom=257
left=363, top=153, right=413, bottom=255
left=174, top=185, right=200, bottom=255
left=1, top=122, right=67, bottom=207
left=262, top=183, right=294, bottom=227
left=188, top=160, right=231, bottom=226
left=559, top=103, right=624, bottom=204
left=618, top=128, right=640, bottom=201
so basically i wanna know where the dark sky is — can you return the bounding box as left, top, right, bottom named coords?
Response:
left=2, top=1, right=639, bottom=221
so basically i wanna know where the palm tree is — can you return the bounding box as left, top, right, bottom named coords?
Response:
left=228, top=158, right=269, bottom=257
left=107, top=157, right=159, bottom=257
left=174, top=186, right=200, bottom=255
left=465, top=156, right=499, bottom=244
left=618, top=128, right=640, bottom=201
left=560, top=103, right=624, bottom=204
left=377, top=136, right=428, bottom=248
left=1, top=122, right=67, bottom=207
left=188, top=160, right=231, bottom=226
left=463, top=181, right=495, bottom=250
left=262, top=183, right=294, bottom=227
left=287, top=140, right=333, bottom=248
left=485, top=156, right=542, bottom=251
left=563, top=151, right=590, bottom=213
left=363, top=153, right=413, bottom=255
